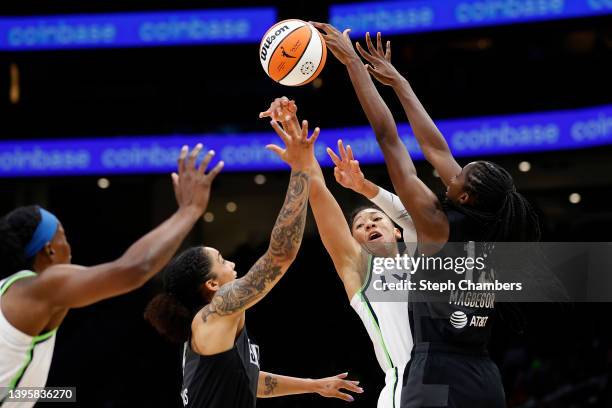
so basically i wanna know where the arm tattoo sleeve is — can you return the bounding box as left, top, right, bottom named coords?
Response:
left=202, top=170, right=309, bottom=322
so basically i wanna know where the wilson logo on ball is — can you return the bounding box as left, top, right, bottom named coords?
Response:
left=260, top=25, right=290, bottom=62
left=259, top=19, right=327, bottom=87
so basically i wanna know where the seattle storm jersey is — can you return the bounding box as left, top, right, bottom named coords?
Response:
left=409, top=209, right=496, bottom=351
left=181, top=326, right=260, bottom=408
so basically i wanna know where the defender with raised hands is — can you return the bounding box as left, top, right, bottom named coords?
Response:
left=146, top=119, right=362, bottom=407
left=356, top=30, right=540, bottom=242
left=0, top=145, right=222, bottom=407
left=313, top=21, right=541, bottom=408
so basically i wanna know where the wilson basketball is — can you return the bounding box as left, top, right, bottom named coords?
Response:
left=259, top=19, right=327, bottom=86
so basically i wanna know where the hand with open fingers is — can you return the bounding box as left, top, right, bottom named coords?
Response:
left=267, top=119, right=319, bottom=171
left=309, top=21, right=359, bottom=66
left=355, top=31, right=401, bottom=86
left=259, top=97, right=301, bottom=137
left=314, top=372, right=363, bottom=402
left=172, top=144, right=224, bottom=214
left=326, top=140, right=367, bottom=194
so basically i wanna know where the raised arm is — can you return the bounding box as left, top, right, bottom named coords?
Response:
left=257, top=371, right=362, bottom=402
left=26, top=146, right=223, bottom=309
left=261, top=99, right=363, bottom=299
left=311, top=22, right=449, bottom=245
left=328, top=140, right=417, bottom=244
left=201, top=122, right=313, bottom=319
left=358, top=31, right=461, bottom=186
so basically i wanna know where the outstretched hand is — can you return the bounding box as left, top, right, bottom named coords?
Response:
left=355, top=32, right=401, bottom=86
left=313, top=372, right=363, bottom=402
left=327, top=140, right=367, bottom=194
left=172, top=145, right=223, bottom=214
left=310, top=21, right=359, bottom=66
left=266, top=119, right=319, bottom=171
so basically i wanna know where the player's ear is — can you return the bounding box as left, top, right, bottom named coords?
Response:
left=458, top=191, right=470, bottom=205
left=204, top=279, right=219, bottom=293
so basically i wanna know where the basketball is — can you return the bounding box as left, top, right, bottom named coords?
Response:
left=259, top=19, right=327, bottom=86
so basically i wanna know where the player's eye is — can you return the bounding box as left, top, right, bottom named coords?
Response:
left=356, top=223, right=363, bottom=229
left=374, top=217, right=382, bottom=221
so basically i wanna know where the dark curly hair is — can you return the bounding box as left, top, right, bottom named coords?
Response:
left=144, top=246, right=214, bottom=344
left=0, top=206, right=42, bottom=280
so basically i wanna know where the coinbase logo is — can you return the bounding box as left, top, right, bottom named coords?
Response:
left=450, top=311, right=468, bottom=329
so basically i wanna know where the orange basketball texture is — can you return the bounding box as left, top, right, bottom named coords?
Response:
left=267, top=25, right=311, bottom=82
left=259, top=20, right=327, bottom=87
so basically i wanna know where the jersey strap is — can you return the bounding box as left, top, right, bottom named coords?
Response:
left=0, top=270, right=37, bottom=295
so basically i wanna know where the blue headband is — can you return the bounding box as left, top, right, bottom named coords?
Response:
left=24, top=208, right=59, bottom=258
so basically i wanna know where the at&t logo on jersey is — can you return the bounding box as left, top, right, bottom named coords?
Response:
left=470, top=315, right=489, bottom=327
left=449, top=311, right=489, bottom=329
left=450, top=311, right=468, bottom=329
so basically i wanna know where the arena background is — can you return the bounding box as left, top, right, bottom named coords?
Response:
left=1, top=0, right=611, bottom=406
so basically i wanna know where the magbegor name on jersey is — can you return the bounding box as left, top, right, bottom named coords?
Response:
left=448, top=290, right=496, bottom=309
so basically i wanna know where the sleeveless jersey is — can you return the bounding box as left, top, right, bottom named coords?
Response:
left=351, top=253, right=413, bottom=408
left=181, top=326, right=260, bottom=408
left=0, top=271, right=57, bottom=408
left=409, top=209, right=495, bottom=351
left=400, top=208, right=505, bottom=408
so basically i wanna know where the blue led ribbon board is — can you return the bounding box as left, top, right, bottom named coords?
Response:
left=0, top=8, right=276, bottom=51
left=0, top=104, right=611, bottom=177
left=330, top=0, right=612, bottom=36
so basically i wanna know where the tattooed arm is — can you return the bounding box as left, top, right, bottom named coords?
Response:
left=257, top=371, right=362, bottom=402
left=202, top=169, right=309, bottom=321
left=198, top=118, right=317, bottom=327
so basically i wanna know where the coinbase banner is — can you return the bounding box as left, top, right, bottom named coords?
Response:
left=330, top=0, right=612, bottom=36
left=0, top=104, right=610, bottom=177
left=0, top=8, right=276, bottom=51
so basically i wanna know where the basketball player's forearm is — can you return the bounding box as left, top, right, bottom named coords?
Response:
left=354, top=178, right=379, bottom=199
left=202, top=171, right=309, bottom=318
left=343, top=62, right=419, bottom=179
left=266, top=170, right=310, bottom=263
left=112, top=207, right=200, bottom=286
left=393, top=79, right=462, bottom=184
left=257, top=372, right=315, bottom=398
left=309, top=176, right=359, bottom=268
left=392, top=78, right=452, bottom=158
left=345, top=59, right=399, bottom=143
left=370, top=186, right=415, bottom=233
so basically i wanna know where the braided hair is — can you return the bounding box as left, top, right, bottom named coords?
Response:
left=0, top=206, right=42, bottom=280
left=144, top=247, right=214, bottom=344
left=448, top=161, right=540, bottom=242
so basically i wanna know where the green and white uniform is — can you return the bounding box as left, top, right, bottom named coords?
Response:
left=0, top=271, right=57, bottom=408
left=349, top=187, right=415, bottom=408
